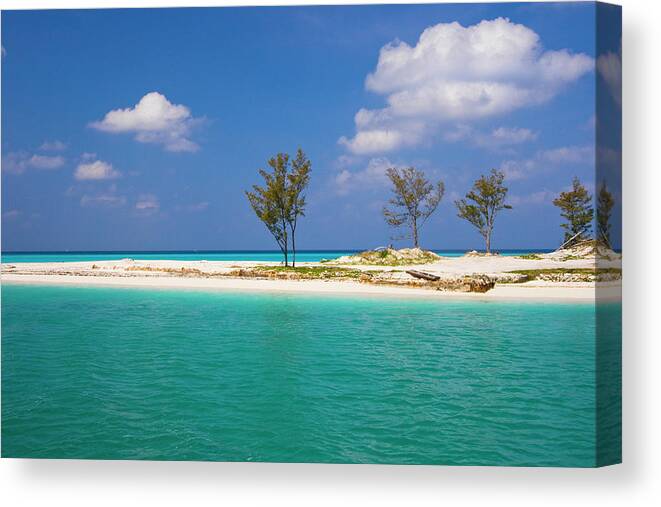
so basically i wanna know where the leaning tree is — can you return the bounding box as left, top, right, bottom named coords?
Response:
left=552, top=177, right=593, bottom=248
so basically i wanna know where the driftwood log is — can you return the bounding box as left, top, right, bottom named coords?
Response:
left=406, top=270, right=441, bottom=281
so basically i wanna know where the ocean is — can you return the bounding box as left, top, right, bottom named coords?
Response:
left=1, top=283, right=621, bottom=466
left=0, top=249, right=552, bottom=264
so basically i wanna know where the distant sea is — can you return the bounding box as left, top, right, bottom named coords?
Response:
left=1, top=284, right=621, bottom=466
left=1, top=249, right=553, bottom=263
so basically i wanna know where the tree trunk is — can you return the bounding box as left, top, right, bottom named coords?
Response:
left=291, top=226, right=297, bottom=267
left=485, top=231, right=491, bottom=254
left=282, top=227, right=289, bottom=266
left=413, top=219, right=419, bottom=248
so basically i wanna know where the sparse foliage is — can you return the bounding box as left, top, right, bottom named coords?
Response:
left=553, top=177, right=593, bottom=248
left=245, top=149, right=311, bottom=266
left=382, top=166, right=445, bottom=248
left=455, top=169, right=511, bottom=254
left=596, top=181, right=615, bottom=248
left=287, top=149, right=312, bottom=266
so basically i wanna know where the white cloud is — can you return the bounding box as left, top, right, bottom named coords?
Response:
left=28, top=154, right=66, bottom=170
left=334, top=157, right=394, bottom=194
left=508, top=190, right=555, bottom=206
left=135, top=194, right=160, bottom=214
left=2, top=209, right=21, bottom=220
left=2, top=152, right=65, bottom=174
left=539, top=145, right=594, bottom=164
left=79, top=183, right=126, bottom=207
left=74, top=159, right=121, bottom=180
left=499, top=145, right=594, bottom=180
left=39, top=140, right=67, bottom=151
left=341, top=18, right=593, bottom=154
left=80, top=194, right=127, bottom=208
left=444, top=125, right=537, bottom=149
left=187, top=201, right=209, bottom=212
left=597, top=47, right=621, bottom=107
left=90, top=92, right=202, bottom=152
left=499, top=158, right=537, bottom=181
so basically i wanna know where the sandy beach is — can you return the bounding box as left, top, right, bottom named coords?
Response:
left=1, top=252, right=622, bottom=301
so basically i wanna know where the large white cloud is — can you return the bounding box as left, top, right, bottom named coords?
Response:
left=341, top=18, right=594, bottom=154
left=90, top=92, right=202, bottom=152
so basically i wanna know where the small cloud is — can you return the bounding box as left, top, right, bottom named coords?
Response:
left=488, top=127, right=538, bottom=145
left=135, top=194, right=160, bottom=214
left=80, top=152, right=97, bottom=161
left=74, top=159, right=121, bottom=180
left=187, top=201, right=209, bottom=212
left=334, top=157, right=394, bottom=195
left=444, top=125, right=537, bottom=149
left=90, top=92, right=202, bottom=152
left=508, top=190, right=555, bottom=206
left=499, top=145, right=594, bottom=180
left=28, top=154, right=66, bottom=170
left=79, top=183, right=126, bottom=207
left=2, top=152, right=65, bottom=174
left=39, top=140, right=67, bottom=151
left=584, top=114, right=597, bottom=131
left=2, top=209, right=21, bottom=220
left=1, top=45, right=6, bottom=58
left=597, top=45, right=622, bottom=107
left=499, top=159, right=537, bottom=181
left=538, top=145, right=594, bottom=164
left=80, top=194, right=127, bottom=208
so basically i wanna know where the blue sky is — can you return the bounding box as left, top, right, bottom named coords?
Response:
left=1, top=2, right=621, bottom=251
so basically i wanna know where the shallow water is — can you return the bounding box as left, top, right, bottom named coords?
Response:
left=1, top=284, right=620, bottom=466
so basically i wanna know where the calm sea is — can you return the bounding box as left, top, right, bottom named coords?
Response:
left=1, top=284, right=621, bottom=466
left=1, top=249, right=552, bottom=264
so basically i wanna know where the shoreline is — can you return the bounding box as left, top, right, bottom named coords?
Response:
left=1, top=273, right=621, bottom=302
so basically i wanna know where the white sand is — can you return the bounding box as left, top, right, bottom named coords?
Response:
left=1, top=253, right=621, bottom=301
left=1, top=272, right=621, bottom=302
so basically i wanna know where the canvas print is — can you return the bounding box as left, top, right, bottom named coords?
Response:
left=1, top=2, right=621, bottom=467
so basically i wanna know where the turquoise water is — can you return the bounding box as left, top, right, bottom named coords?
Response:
left=1, top=249, right=551, bottom=264
left=1, top=284, right=620, bottom=466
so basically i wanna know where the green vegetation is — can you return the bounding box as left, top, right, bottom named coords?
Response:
left=248, top=265, right=377, bottom=279
left=515, top=253, right=543, bottom=260
left=504, top=267, right=622, bottom=282
left=597, top=181, right=615, bottom=248
left=383, top=166, right=445, bottom=248
left=327, top=248, right=441, bottom=266
left=245, top=149, right=311, bottom=267
left=553, top=177, right=593, bottom=248
left=455, top=169, right=511, bottom=254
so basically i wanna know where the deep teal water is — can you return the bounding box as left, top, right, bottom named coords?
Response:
left=1, top=249, right=551, bottom=263
left=1, top=284, right=620, bottom=466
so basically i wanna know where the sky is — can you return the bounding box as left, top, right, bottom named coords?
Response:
left=1, top=2, right=621, bottom=252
